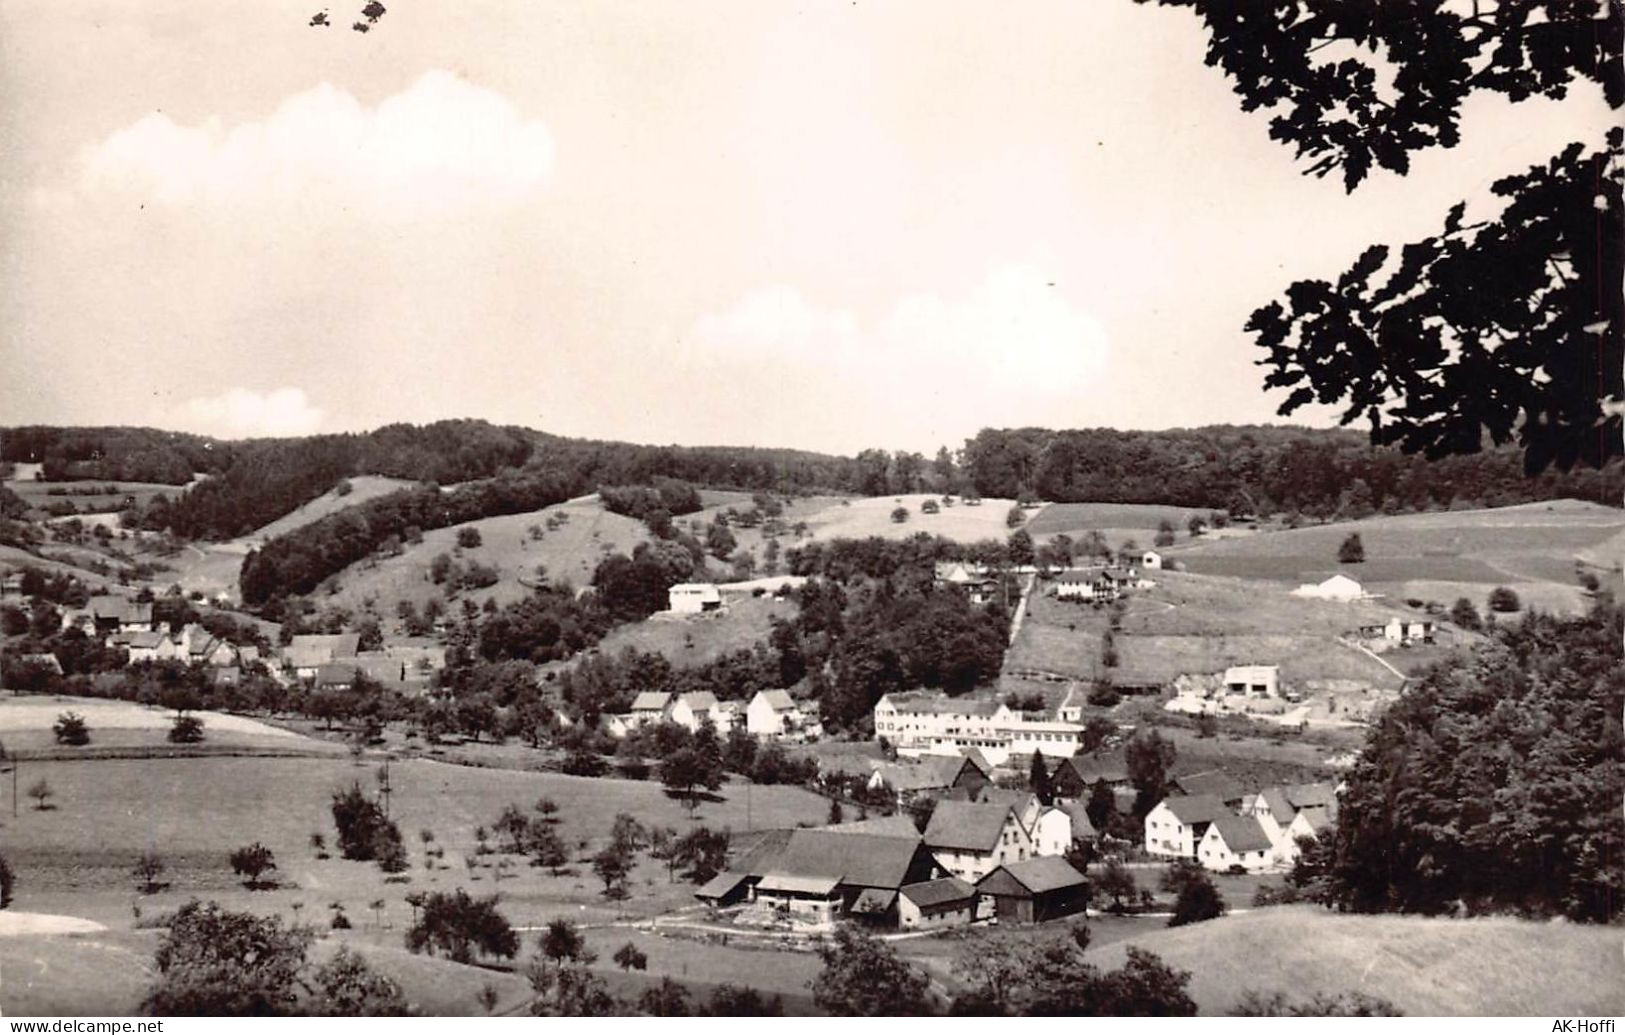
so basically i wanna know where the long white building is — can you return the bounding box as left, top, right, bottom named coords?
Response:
left=873, top=691, right=1089, bottom=767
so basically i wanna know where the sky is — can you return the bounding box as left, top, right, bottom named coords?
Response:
left=0, top=1, right=1614, bottom=456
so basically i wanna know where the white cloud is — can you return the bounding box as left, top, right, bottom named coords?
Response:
left=687, top=265, right=1109, bottom=395
left=172, top=387, right=326, bottom=439
left=78, top=71, right=555, bottom=215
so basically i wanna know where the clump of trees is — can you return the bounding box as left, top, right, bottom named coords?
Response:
left=945, top=922, right=1197, bottom=1015
left=229, top=843, right=278, bottom=890
left=1162, top=859, right=1226, bottom=927
left=330, top=783, right=406, bottom=872
left=143, top=899, right=408, bottom=1016
left=1299, top=601, right=1624, bottom=922
left=1337, top=533, right=1365, bottom=564
left=405, top=889, right=518, bottom=965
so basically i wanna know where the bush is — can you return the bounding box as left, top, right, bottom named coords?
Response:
left=456, top=527, right=483, bottom=549
left=1488, top=585, right=1521, bottom=612
left=53, top=711, right=90, bottom=746
left=168, top=714, right=205, bottom=744
left=229, top=843, right=278, bottom=889
left=890, top=506, right=909, bottom=524
left=1337, top=533, right=1365, bottom=564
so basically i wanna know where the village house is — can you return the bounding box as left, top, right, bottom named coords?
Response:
left=1052, top=570, right=1120, bottom=603
left=1222, top=664, right=1281, bottom=699
left=967, top=786, right=1043, bottom=832
left=667, top=582, right=722, bottom=614
left=974, top=856, right=1090, bottom=924
left=0, top=573, right=24, bottom=597
left=897, top=876, right=979, bottom=930
left=1358, top=616, right=1436, bottom=645
left=746, top=688, right=804, bottom=738
left=117, top=629, right=178, bottom=665
left=1055, top=683, right=1090, bottom=723
left=1292, top=573, right=1368, bottom=602
left=667, top=691, right=721, bottom=732
left=711, top=700, right=745, bottom=734
left=1240, top=783, right=1340, bottom=865
left=624, top=691, right=673, bottom=731
left=1144, top=794, right=1231, bottom=859
left=1052, top=751, right=1131, bottom=802
left=1197, top=814, right=1277, bottom=872
left=867, top=755, right=990, bottom=804
left=1278, top=809, right=1332, bottom=864
left=923, top=801, right=1032, bottom=881
left=933, top=562, right=998, bottom=606
left=86, top=595, right=154, bottom=635
left=872, top=691, right=1007, bottom=756
left=1170, top=770, right=1247, bottom=806
left=283, top=634, right=361, bottom=679
left=1141, top=550, right=1163, bottom=570
left=1031, top=802, right=1093, bottom=856
left=696, top=828, right=945, bottom=929
left=314, top=662, right=359, bottom=691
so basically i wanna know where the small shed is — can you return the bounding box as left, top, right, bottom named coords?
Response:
left=976, top=857, right=1089, bottom=924
left=898, top=877, right=978, bottom=930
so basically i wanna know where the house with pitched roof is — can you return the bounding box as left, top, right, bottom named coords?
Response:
left=1292, top=573, right=1367, bottom=601
left=87, top=595, right=153, bottom=635
left=1143, top=794, right=1230, bottom=859
left=668, top=691, right=721, bottom=733
left=668, top=582, right=723, bottom=614
left=1031, top=803, right=1091, bottom=857
left=934, top=562, right=998, bottom=605
left=746, top=689, right=805, bottom=738
left=970, top=787, right=1042, bottom=833
left=898, top=876, right=979, bottom=929
left=975, top=856, right=1090, bottom=923
left=694, top=828, right=943, bottom=928
left=1198, top=813, right=1277, bottom=872
left=625, top=691, right=673, bottom=730
left=283, top=634, right=361, bottom=679
left=867, top=755, right=989, bottom=804
left=1170, top=770, right=1247, bottom=806
left=924, top=801, right=1032, bottom=881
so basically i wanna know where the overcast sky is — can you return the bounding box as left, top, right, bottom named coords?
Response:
left=0, top=1, right=1613, bottom=455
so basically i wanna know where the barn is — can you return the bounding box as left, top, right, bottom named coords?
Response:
left=975, top=856, right=1090, bottom=924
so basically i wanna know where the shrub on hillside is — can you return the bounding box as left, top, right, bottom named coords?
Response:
left=53, top=711, right=90, bottom=746
left=1488, top=585, right=1521, bottom=612
left=1337, top=533, right=1365, bottom=563
left=404, top=889, right=517, bottom=964
left=168, top=714, right=204, bottom=744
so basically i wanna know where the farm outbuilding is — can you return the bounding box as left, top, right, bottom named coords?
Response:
left=668, top=582, right=723, bottom=613
left=975, top=857, right=1090, bottom=924
left=898, top=876, right=978, bottom=930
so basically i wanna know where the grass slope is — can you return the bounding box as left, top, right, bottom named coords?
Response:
left=239, top=475, right=421, bottom=547
left=320, top=496, right=650, bottom=623
left=1084, top=906, right=1625, bottom=1016
left=588, top=594, right=797, bottom=667
left=1170, top=500, right=1621, bottom=616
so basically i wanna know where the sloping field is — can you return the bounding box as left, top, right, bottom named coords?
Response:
left=237, top=475, right=420, bottom=547
left=4, top=478, right=188, bottom=520
left=321, top=496, right=651, bottom=622
left=1025, top=501, right=1210, bottom=542
left=0, top=695, right=332, bottom=755
left=1114, top=634, right=1405, bottom=690
left=590, top=593, right=797, bottom=666
left=1118, top=571, right=1437, bottom=638
left=1084, top=906, right=1625, bottom=1016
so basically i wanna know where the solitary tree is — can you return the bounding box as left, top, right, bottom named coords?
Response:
left=1162, top=859, right=1226, bottom=927
left=133, top=853, right=166, bottom=894
left=229, top=843, right=278, bottom=889
left=26, top=778, right=52, bottom=811
left=52, top=712, right=90, bottom=747
left=592, top=846, right=631, bottom=900
left=1097, top=858, right=1138, bottom=911
left=169, top=714, right=205, bottom=744
left=1450, top=597, right=1483, bottom=631
left=1337, top=533, right=1365, bottom=564
left=540, top=918, right=589, bottom=971
left=890, top=506, right=909, bottom=524
left=1488, top=586, right=1522, bottom=613
left=613, top=941, right=648, bottom=973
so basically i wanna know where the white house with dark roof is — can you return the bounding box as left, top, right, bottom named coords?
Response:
left=923, top=801, right=1032, bottom=882
left=1143, top=794, right=1231, bottom=859
left=747, top=689, right=804, bottom=737
left=1199, top=814, right=1277, bottom=872
left=668, top=691, right=721, bottom=732
left=667, top=583, right=722, bottom=614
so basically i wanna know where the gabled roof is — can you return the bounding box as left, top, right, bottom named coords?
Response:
left=824, top=814, right=922, bottom=838
left=1065, top=752, right=1129, bottom=785
left=1290, top=810, right=1331, bottom=837
left=757, top=873, right=841, bottom=895
left=315, top=662, right=359, bottom=684
left=977, top=787, right=1038, bottom=816
left=629, top=691, right=671, bottom=712
left=1056, top=801, right=1097, bottom=839
left=1172, top=770, right=1246, bottom=802
left=677, top=691, right=718, bottom=712
left=1253, top=787, right=1297, bottom=825
left=900, top=876, right=976, bottom=909
left=284, top=633, right=360, bottom=668
left=1160, top=794, right=1230, bottom=825
left=871, top=755, right=975, bottom=793
left=1285, top=782, right=1338, bottom=810
left=923, top=801, right=1016, bottom=852
left=983, top=856, right=1087, bottom=894
left=1208, top=813, right=1274, bottom=854
left=695, top=871, right=751, bottom=901
left=753, top=689, right=797, bottom=711
left=849, top=887, right=897, bottom=914
left=757, top=829, right=928, bottom=889
left=121, top=630, right=167, bottom=649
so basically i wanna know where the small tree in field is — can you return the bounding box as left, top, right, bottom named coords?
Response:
left=27, top=778, right=52, bottom=811
left=1450, top=597, right=1483, bottom=631
left=169, top=714, right=205, bottom=744
left=1337, top=533, right=1365, bottom=564
left=613, top=941, right=647, bottom=972
left=133, top=853, right=165, bottom=894
left=592, top=846, right=631, bottom=900
left=890, top=506, right=909, bottom=524
left=1488, top=586, right=1522, bottom=613
left=53, top=712, right=90, bottom=746
left=230, top=842, right=278, bottom=889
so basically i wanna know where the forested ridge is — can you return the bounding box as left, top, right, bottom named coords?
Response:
left=7, top=422, right=1616, bottom=550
